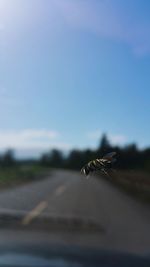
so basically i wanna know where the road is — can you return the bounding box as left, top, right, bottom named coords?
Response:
left=0, top=169, right=150, bottom=254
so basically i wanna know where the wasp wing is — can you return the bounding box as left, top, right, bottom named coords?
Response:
left=102, top=152, right=116, bottom=162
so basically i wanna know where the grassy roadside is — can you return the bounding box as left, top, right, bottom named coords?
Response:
left=100, top=170, right=150, bottom=203
left=0, top=165, right=51, bottom=189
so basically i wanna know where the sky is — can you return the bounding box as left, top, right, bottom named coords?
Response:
left=0, top=0, right=150, bottom=158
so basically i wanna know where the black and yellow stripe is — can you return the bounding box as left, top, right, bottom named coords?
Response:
left=81, top=152, right=116, bottom=177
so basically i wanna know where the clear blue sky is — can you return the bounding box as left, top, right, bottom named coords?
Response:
left=0, top=0, right=150, bottom=157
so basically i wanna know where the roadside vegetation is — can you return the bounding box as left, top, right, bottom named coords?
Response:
left=0, top=150, right=50, bottom=189
left=104, top=170, right=150, bottom=202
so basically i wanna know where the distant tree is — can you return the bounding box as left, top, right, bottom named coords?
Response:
left=66, top=150, right=84, bottom=170
left=40, top=153, right=50, bottom=166
left=50, top=149, right=63, bottom=168
left=97, top=134, right=112, bottom=156
left=118, top=144, right=140, bottom=169
left=40, top=149, right=63, bottom=168
left=2, top=149, right=15, bottom=167
left=143, top=148, right=150, bottom=170
left=82, top=149, right=95, bottom=163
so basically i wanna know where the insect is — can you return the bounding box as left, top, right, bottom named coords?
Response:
left=81, top=152, right=117, bottom=177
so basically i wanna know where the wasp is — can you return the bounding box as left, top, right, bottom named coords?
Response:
left=81, top=152, right=117, bottom=177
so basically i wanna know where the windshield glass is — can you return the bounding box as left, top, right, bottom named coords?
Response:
left=0, top=0, right=150, bottom=261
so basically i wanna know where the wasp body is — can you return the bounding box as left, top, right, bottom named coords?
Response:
left=81, top=152, right=116, bottom=177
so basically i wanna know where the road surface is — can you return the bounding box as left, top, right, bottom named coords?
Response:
left=0, top=169, right=150, bottom=254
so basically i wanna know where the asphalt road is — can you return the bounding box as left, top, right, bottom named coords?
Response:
left=0, top=169, right=150, bottom=254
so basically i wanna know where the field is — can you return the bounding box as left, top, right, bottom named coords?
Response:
left=0, top=165, right=51, bottom=189
left=104, top=170, right=150, bottom=202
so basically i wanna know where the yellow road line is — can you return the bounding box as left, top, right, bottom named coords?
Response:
left=22, top=201, right=47, bottom=225
left=22, top=184, right=66, bottom=225
left=55, top=185, right=66, bottom=196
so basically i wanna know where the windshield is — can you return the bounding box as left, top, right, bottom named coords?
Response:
left=0, top=0, right=150, bottom=261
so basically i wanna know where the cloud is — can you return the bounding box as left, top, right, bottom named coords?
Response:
left=87, top=130, right=102, bottom=140
left=54, top=0, right=150, bottom=55
left=0, top=129, right=70, bottom=151
left=87, top=130, right=127, bottom=145
left=108, top=134, right=127, bottom=145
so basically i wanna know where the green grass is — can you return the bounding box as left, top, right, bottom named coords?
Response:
left=0, top=164, right=51, bottom=189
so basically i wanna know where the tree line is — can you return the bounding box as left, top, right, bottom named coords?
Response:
left=0, top=134, right=150, bottom=172
left=40, top=134, right=150, bottom=172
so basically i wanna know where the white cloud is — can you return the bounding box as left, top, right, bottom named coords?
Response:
left=87, top=130, right=102, bottom=140
left=108, top=134, right=127, bottom=145
left=54, top=0, right=150, bottom=55
left=0, top=129, right=71, bottom=150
